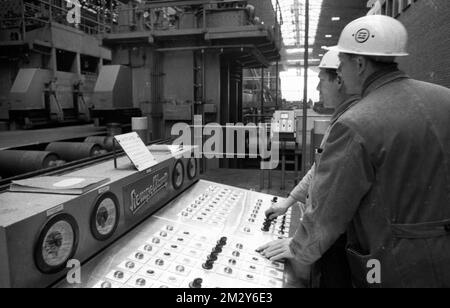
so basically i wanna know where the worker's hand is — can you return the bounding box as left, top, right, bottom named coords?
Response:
left=265, top=200, right=290, bottom=220
left=256, top=238, right=295, bottom=261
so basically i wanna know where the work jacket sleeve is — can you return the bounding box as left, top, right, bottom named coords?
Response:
left=290, top=122, right=374, bottom=265
left=290, top=164, right=315, bottom=204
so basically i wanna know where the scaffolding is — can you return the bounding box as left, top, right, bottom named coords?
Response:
left=0, top=0, right=116, bottom=41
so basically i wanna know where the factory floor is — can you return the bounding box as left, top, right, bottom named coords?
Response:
left=201, top=168, right=300, bottom=198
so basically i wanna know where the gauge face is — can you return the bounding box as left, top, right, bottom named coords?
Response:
left=91, top=193, right=120, bottom=241
left=187, top=158, right=197, bottom=180
left=35, top=214, right=79, bottom=274
left=172, top=160, right=184, bottom=190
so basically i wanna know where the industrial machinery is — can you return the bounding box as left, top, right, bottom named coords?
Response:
left=0, top=144, right=299, bottom=288
left=0, top=144, right=200, bottom=288
left=0, top=0, right=142, bottom=129
left=272, top=110, right=296, bottom=135
left=55, top=181, right=296, bottom=288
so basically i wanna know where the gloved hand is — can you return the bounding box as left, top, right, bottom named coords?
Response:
left=265, top=199, right=291, bottom=220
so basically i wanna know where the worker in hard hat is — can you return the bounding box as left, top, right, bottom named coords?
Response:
left=259, top=15, right=450, bottom=288
left=265, top=49, right=359, bottom=218
left=263, top=49, right=360, bottom=287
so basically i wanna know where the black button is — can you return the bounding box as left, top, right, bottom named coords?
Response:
left=207, top=253, right=218, bottom=262
left=189, top=278, right=203, bottom=288
left=202, top=260, right=214, bottom=270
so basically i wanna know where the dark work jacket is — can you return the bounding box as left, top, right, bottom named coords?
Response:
left=290, top=68, right=450, bottom=288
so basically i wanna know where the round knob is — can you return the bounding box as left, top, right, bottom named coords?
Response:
left=207, top=253, right=218, bottom=262
left=202, top=260, right=214, bottom=270
left=189, top=278, right=203, bottom=288
left=212, top=245, right=222, bottom=254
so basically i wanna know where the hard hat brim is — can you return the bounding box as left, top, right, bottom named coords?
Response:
left=326, top=45, right=409, bottom=57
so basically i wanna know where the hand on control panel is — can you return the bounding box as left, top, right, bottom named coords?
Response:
left=265, top=198, right=290, bottom=220
left=256, top=238, right=295, bottom=262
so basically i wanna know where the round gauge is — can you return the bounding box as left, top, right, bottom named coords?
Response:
left=90, top=192, right=120, bottom=241
left=172, top=160, right=185, bottom=190
left=35, top=214, right=79, bottom=274
left=187, top=158, right=197, bottom=180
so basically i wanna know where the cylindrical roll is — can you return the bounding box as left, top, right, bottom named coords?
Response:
left=0, top=150, right=63, bottom=177
left=46, top=142, right=105, bottom=162
left=132, top=117, right=149, bottom=145
left=84, top=136, right=115, bottom=152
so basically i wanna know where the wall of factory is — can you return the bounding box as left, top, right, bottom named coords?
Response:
left=396, top=0, right=450, bottom=88
left=0, top=62, right=14, bottom=120
left=163, top=51, right=194, bottom=102
left=130, top=47, right=154, bottom=108
left=204, top=51, right=221, bottom=122
left=25, top=23, right=111, bottom=60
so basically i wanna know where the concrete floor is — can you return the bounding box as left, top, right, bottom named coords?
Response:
left=201, top=168, right=301, bottom=198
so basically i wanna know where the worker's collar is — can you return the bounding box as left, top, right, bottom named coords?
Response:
left=362, top=64, right=409, bottom=97
left=331, top=94, right=360, bottom=125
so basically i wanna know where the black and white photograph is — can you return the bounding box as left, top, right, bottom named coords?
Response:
left=0, top=0, right=449, bottom=291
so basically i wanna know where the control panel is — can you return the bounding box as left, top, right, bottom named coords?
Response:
left=0, top=145, right=199, bottom=288
left=272, top=111, right=296, bottom=134
left=56, top=181, right=297, bottom=288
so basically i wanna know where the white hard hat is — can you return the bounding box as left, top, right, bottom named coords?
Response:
left=319, top=50, right=340, bottom=69
left=328, top=15, right=408, bottom=57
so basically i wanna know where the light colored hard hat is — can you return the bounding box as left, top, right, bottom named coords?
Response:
left=319, top=50, right=340, bottom=69
left=328, top=15, right=408, bottom=57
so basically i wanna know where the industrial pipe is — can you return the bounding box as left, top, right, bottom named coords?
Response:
left=45, top=142, right=106, bottom=162
left=0, top=150, right=64, bottom=178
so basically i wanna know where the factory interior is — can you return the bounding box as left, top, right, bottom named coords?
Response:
left=0, top=0, right=449, bottom=289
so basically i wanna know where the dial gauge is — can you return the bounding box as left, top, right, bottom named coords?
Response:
left=172, top=160, right=184, bottom=190
left=187, top=158, right=197, bottom=180
left=91, top=192, right=120, bottom=241
left=35, top=214, right=79, bottom=274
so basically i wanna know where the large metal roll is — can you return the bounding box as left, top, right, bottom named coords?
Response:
left=84, top=136, right=115, bottom=152
left=45, top=142, right=105, bottom=162
left=0, top=150, right=63, bottom=177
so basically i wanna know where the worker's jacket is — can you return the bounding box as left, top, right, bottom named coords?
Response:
left=290, top=67, right=450, bottom=288
left=290, top=95, right=360, bottom=208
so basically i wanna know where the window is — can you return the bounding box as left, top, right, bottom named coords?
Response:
left=56, top=49, right=76, bottom=73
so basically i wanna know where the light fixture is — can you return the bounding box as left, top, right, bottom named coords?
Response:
left=325, top=34, right=332, bottom=38
left=332, top=17, right=340, bottom=21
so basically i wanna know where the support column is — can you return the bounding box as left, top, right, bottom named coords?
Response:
left=74, top=53, right=81, bottom=77
left=51, top=47, right=57, bottom=74
left=260, top=67, right=264, bottom=114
